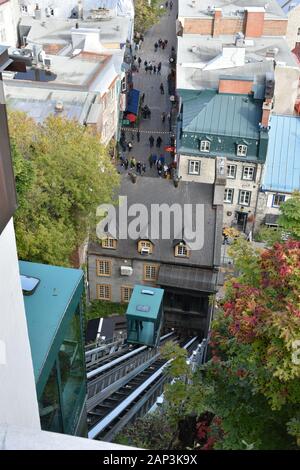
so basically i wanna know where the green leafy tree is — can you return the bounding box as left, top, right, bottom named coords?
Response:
left=9, top=111, right=120, bottom=266
left=134, top=0, right=163, bottom=34
left=278, top=191, right=300, bottom=240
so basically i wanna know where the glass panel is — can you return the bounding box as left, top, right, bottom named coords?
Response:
left=39, top=362, right=63, bottom=433
left=59, top=311, right=86, bottom=435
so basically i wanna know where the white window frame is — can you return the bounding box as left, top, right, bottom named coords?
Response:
left=188, top=160, right=201, bottom=175
left=239, top=190, right=251, bottom=206
left=200, top=140, right=210, bottom=153
left=227, top=164, right=237, bottom=179
left=242, top=166, right=255, bottom=181
left=272, top=194, right=285, bottom=208
left=237, top=144, right=247, bottom=157
left=224, top=188, right=234, bottom=204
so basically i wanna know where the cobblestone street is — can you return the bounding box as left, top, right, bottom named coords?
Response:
left=118, top=1, right=178, bottom=177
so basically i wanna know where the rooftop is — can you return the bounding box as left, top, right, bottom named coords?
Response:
left=4, top=84, right=93, bottom=123
left=177, top=35, right=298, bottom=91
left=19, top=261, right=84, bottom=385
left=89, top=177, right=223, bottom=269
left=19, top=15, right=131, bottom=49
left=181, top=89, right=263, bottom=139
left=178, top=0, right=286, bottom=19
left=262, top=114, right=300, bottom=192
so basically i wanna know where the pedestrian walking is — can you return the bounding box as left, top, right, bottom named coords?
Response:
left=171, top=46, right=175, bottom=53
left=153, top=65, right=157, bottom=74
left=159, top=154, right=165, bottom=165
left=128, top=141, right=133, bottom=152
left=157, top=62, right=161, bottom=74
left=142, top=163, right=146, bottom=175
left=149, top=135, right=154, bottom=148
left=161, top=112, right=166, bottom=123
left=156, top=136, right=162, bottom=148
left=130, top=157, right=136, bottom=169
left=136, top=161, right=142, bottom=175
left=124, top=158, right=129, bottom=170
left=167, top=112, right=171, bottom=123
left=163, top=164, right=169, bottom=178
left=154, top=42, right=158, bottom=52
left=145, top=65, right=148, bottom=73
left=147, top=108, right=151, bottom=119
left=170, top=1, right=173, bottom=9
left=162, top=41, right=165, bottom=50
left=149, top=154, right=154, bottom=169
left=141, top=93, right=145, bottom=104
left=158, top=38, right=163, bottom=47
left=164, top=39, right=168, bottom=47
left=137, top=129, right=140, bottom=142
left=149, top=64, right=153, bottom=74
left=160, top=83, right=165, bottom=94
left=138, top=57, right=142, bottom=67
left=165, top=1, right=168, bottom=7
left=144, top=60, right=148, bottom=68
left=133, top=55, right=137, bottom=61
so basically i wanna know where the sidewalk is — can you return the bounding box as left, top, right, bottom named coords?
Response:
left=118, top=1, right=178, bottom=178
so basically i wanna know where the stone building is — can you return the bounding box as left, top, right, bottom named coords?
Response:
left=87, top=172, right=225, bottom=338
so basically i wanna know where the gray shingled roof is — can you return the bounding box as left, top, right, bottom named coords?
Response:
left=89, top=177, right=223, bottom=268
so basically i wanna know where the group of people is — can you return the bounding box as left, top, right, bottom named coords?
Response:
left=149, top=135, right=163, bottom=148
left=154, top=39, right=168, bottom=52
left=148, top=154, right=175, bottom=178
left=120, top=154, right=147, bottom=175
left=165, top=0, right=173, bottom=9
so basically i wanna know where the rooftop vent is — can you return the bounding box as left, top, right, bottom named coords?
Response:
left=20, top=275, right=40, bottom=296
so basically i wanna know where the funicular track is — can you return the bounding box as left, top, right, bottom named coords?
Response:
left=87, top=336, right=198, bottom=441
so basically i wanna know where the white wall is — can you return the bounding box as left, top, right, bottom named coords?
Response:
left=0, top=219, right=40, bottom=430
left=0, top=0, right=19, bottom=46
left=286, top=5, right=300, bottom=50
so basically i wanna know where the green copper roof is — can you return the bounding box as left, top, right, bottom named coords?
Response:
left=19, top=261, right=84, bottom=385
left=126, top=285, right=164, bottom=321
left=182, top=90, right=263, bottom=140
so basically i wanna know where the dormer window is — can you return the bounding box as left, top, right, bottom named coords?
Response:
left=237, top=144, right=247, bottom=157
left=175, top=242, right=189, bottom=258
left=138, top=240, right=153, bottom=254
left=200, top=140, right=210, bottom=153
left=101, top=237, right=117, bottom=249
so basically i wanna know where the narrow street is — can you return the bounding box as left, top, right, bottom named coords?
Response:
left=119, top=1, right=178, bottom=177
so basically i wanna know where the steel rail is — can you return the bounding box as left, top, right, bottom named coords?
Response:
left=88, top=337, right=197, bottom=439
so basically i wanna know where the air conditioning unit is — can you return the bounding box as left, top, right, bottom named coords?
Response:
left=140, top=247, right=150, bottom=255
left=120, top=266, right=133, bottom=276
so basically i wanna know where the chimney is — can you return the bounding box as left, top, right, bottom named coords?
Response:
left=214, top=157, right=226, bottom=206
left=261, top=101, right=272, bottom=128
left=213, top=8, right=222, bottom=37
left=244, top=7, right=265, bottom=38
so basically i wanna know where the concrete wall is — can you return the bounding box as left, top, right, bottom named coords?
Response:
left=178, top=154, right=263, bottom=231
left=0, top=0, right=19, bottom=46
left=286, top=5, right=300, bottom=50
left=273, top=66, right=300, bottom=115
left=0, top=219, right=40, bottom=430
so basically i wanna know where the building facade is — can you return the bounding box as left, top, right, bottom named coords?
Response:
left=88, top=174, right=224, bottom=338
left=178, top=1, right=287, bottom=37
left=255, top=114, right=300, bottom=229
left=277, top=0, right=300, bottom=50
left=177, top=82, right=270, bottom=233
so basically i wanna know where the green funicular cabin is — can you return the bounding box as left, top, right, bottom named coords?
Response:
left=19, top=261, right=87, bottom=437
left=126, top=285, right=164, bottom=347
